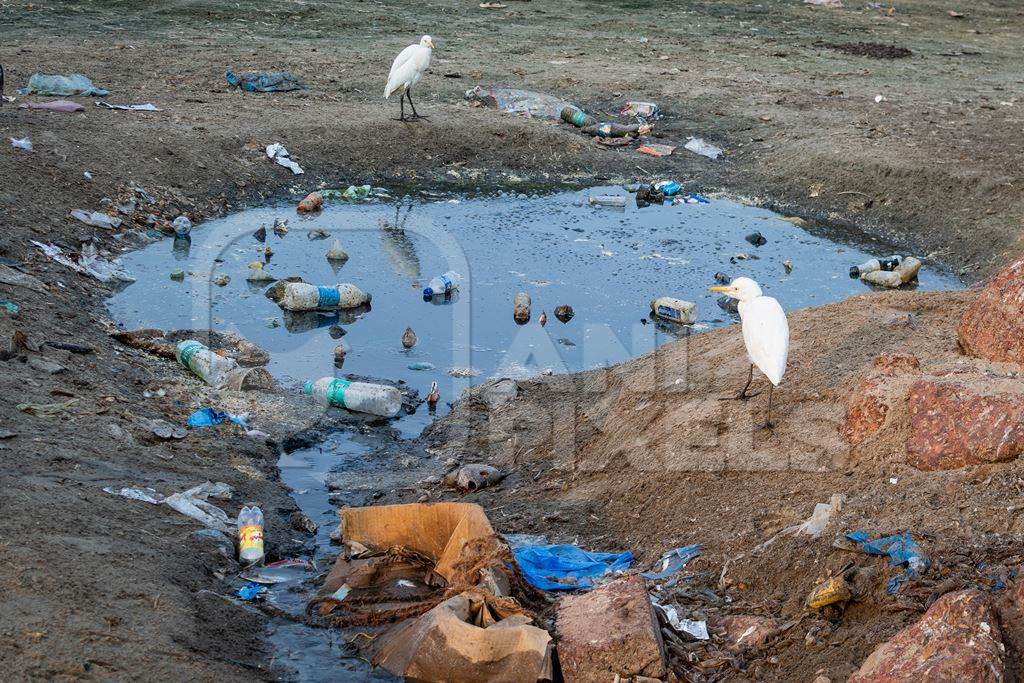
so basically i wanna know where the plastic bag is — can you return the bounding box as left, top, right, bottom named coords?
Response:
left=27, top=73, right=110, bottom=97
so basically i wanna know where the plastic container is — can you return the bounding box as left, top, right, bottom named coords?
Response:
left=304, top=377, right=402, bottom=417
left=514, top=292, right=531, bottom=325
left=849, top=255, right=901, bottom=278
left=423, top=270, right=461, bottom=298
left=588, top=195, right=626, bottom=208
left=175, top=340, right=239, bottom=388
left=653, top=180, right=681, bottom=197
left=279, top=282, right=370, bottom=311
left=560, top=106, right=595, bottom=128
left=237, top=505, right=265, bottom=565
left=650, top=297, right=697, bottom=324
left=861, top=256, right=921, bottom=288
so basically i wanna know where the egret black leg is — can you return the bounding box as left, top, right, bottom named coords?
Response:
left=719, top=363, right=761, bottom=401
left=407, top=89, right=427, bottom=119
left=761, top=383, right=775, bottom=430
left=393, top=92, right=409, bottom=121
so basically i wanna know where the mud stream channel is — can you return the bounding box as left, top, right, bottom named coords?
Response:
left=107, top=186, right=962, bottom=679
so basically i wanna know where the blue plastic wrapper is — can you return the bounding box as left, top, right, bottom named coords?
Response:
left=236, top=581, right=266, bottom=601
left=225, top=70, right=304, bottom=93
left=187, top=407, right=248, bottom=428
left=846, top=531, right=930, bottom=594
left=513, top=544, right=634, bottom=591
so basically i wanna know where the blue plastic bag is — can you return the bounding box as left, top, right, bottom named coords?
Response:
left=513, top=544, right=634, bottom=591
left=187, top=407, right=247, bottom=428
left=225, top=70, right=304, bottom=93
left=846, top=531, right=929, bottom=594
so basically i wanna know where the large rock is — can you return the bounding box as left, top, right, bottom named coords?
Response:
left=845, top=353, right=921, bottom=446
left=711, top=615, right=780, bottom=650
left=556, top=575, right=666, bottom=683
left=848, top=589, right=1005, bottom=682
left=958, top=258, right=1024, bottom=365
left=907, top=378, right=1024, bottom=470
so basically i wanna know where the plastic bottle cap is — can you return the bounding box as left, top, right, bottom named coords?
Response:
left=423, top=287, right=433, bottom=298
left=303, top=381, right=313, bottom=394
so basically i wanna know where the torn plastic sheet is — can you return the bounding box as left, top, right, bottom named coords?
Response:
left=32, top=241, right=134, bottom=283
left=684, top=137, right=723, bottom=159
left=103, top=480, right=233, bottom=531
left=103, top=486, right=162, bottom=504
left=266, top=143, right=304, bottom=174
left=187, top=407, right=248, bottom=428
left=846, top=531, right=929, bottom=594
left=513, top=544, right=634, bottom=591
left=643, top=544, right=703, bottom=583
left=96, top=101, right=161, bottom=112
left=654, top=602, right=709, bottom=640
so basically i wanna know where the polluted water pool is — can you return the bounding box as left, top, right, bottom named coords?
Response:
left=106, top=186, right=962, bottom=679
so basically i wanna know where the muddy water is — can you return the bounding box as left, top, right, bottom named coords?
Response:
left=106, top=187, right=962, bottom=679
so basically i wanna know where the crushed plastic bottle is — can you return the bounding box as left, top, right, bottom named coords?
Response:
left=849, top=255, right=901, bottom=278
left=650, top=297, right=697, bottom=324
left=423, top=270, right=461, bottom=299
left=588, top=195, right=626, bottom=208
left=175, top=340, right=239, bottom=388
left=279, top=282, right=370, bottom=311
left=237, top=505, right=265, bottom=565
left=304, top=377, right=402, bottom=417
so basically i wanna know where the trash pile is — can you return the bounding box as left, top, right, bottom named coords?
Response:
left=851, top=254, right=923, bottom=289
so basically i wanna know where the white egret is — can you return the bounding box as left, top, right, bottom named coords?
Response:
left=384, top=35, right=435, bottom=121
left=709, top=277, right=789, bottom=427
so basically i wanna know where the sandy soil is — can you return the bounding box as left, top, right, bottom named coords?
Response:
left=1, top=0, right=1023, bottom=680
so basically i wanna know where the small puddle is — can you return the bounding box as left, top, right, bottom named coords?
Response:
left=106, top=186, right=962, bottom=678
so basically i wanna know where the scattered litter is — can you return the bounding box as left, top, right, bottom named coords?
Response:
left=175, top=339, right=241, bottom=389
left=588, top=195, right=626, bottom=208
left=874, top=94, right=886, bottom=103
left=426, top=381, right=440, bottom=411
left=583, top=121, right=650, bottom=138
left=321, top=185, right=372, bottom=201
left=212, top=273, right=230, bottom=287
left=465, top=85, right=571, bottom=119
left=297, top=191, right=323, bottom=214
left=554, top=305, right=574, bottom=323
left=804, top=0, right=843, bottom=6
left=160, top=481, right=235, bottom=533
left=96, top=101, right=160, bottom=111
left=408, top=361, right=434, bottom=371
left=445, top=464, right=505, bottom=491
left=20, top=100, right=84, bottom=112
left=187, top=407, right=248, bottom=428
left=794, top=494, right=845, bottom=538
left=137, top=416, right=187, bottom=440
left=784, top=259, right=794, bottom=273
left=9, top=137, right=32, bottom=150
left=238, top=505, right=265, bottom=564
left=32, top=241, right=134, bottom=283
left=650, top=297, right=697, bottom=325
left=26, top=73, right=109, bottom=96
left=240, top=559, right=313, bottom=585
left=170, top=270, right=185, bottom=281
left=643, top=544, right=703, bottom=581
left=1, top=300, right=19, bottom=315
left=745, top=231, right=767, bottom=246
left=845, top=531, right=929, bottom=594
left=448, top=366, right=480, bottom=378
left=861, top=256, right=921, bottom=288
left=513, top=291, right=531, bottom=324
left=621, top=101, right=661, bottom=119
left=674, top=192, right=710, bottom=205
left=17, top=398, right=78, bottom=416
left=560, top=105, right=596, bottom=128
left=684, top=137, right=723, bottom=159
left=71, top=209, right=122, bottom=230
left=806, top=575, right=852, bottom=609
left=850, top=254, right=901, bottom=278
left=236, top=582, right=267, bottom=601
left=103, top=486, right=162, bottom=504
left=423, top=270, right=461, bottom=298
left=265, top=143, right=304, bottom=174
left=172, top=215, right=192, bottom=236
left=514, top=544, right=634, bottom=591
left=304, top=376, right=403, bottom=417
left=401, top=326, right=417, bottom=349
left=655, top=602, right=710, bottom=640
left=279, top=282, right=371, bottom=310
left=226, top=69, right=305, bottom=93
left=654, top=180, right=681, bottom=196
left=638, top=143, right=675, bottom=157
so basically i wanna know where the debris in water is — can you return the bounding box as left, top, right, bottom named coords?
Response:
left=402, top=326, right=417, bottom=349
left=297, top=191, right=323, bottom=214
left=554, top=305, right=574, bottom=323
left=448, top=367, right=480, bottom=378
left=745, top=231, right=767, bottom=246
left=426, top=381, right=440, bottom=412
left=513, top=292, right=531, bottom=325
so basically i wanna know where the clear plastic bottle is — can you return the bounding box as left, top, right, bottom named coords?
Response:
left=423, top=270, right=461, bottom=298
left=588, top=195, right=626, bottom=208
left=849, top=255, right=902, bottom=278
left=304, top=377, right=402, bottom=417
left=237, top=505, right=265, bottom=565
left=175, top=340, right=239, bottom=388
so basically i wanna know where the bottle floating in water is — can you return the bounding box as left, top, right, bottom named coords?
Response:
left=650, top=297, right=697, bottom=324
left=237, top=505, right=265, bottom=565
left=588, top=195, right=626, bottom=208
left=304, top=377, right=402, bottom=417
left=849, top=255, right=901, bottom=278
left=423, top=270, right=461, bottom=299
left=279, top=282, right=371, bottom=311
left=175, top=340, right=239, bottom=388
left=513, top=292, right=531, bottom=325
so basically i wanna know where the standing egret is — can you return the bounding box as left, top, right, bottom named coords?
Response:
left=384, top=35, right=435, bottom=121
left=709, top=277, right=789, bottom=427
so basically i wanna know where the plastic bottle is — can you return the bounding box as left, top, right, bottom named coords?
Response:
left=650, top=297, right=697, bottom=324
left=423, top=270, right=461, bottom=298
left=588, top=195, right=626, bottom=208
left=514, top=292, right=531, bottom=325
left=279, top=282, right=370, bottom=311
left=304, top=377, right=402, bottom=417
left=861, top=256, right=922, bottom=288
left=653, top=180, right=681, bottom=196
left=849, top=255, right=902, bottom=278
left=175, top=340, right=239, bottom=388
left=237, top=505, right=265, bottom=565
left=560, top=105, right=595, bottom=128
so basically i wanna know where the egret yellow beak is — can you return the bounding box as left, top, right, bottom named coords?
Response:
left=708, top=286, right=730, bottom=293
left=428, top=38, right=436, bottom=49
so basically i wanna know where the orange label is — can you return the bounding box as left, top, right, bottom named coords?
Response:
left=239, top=524, right=264, bottom=554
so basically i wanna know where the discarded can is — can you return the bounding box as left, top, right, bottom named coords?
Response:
left=514, top=292, right=531, bottom=325
left=238, top=504, right=265, bottom=565
left=650, top=297, right=697, bottom=324
left=805, top=575, right=852, bottom=610
left=304, top=377, right=402, bottom=417
left=653, top=180, right=681, bottom=196
left=849, top=255, right=901, bottom=278
left=297, top=191, right=323, bottom=214
left=560, top=105, right=595, bottom=128
left=423, top=270, right=461, bottom=299
left=279, top=282, right=371, bottom=311
left=588, top=195, right=626, bottom=208
left=554, top=305, right=574, bottom=323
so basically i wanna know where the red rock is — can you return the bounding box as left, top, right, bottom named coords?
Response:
left=712, top=615, right=780, bottom=650
left=958, top=258, right=1024, bottom=365
left=845, top=353, right=920, bottom=446
left=848, top=589, right=1004, bottom=682
left=556, top=575, right=666, bottom=683
left=907, top=379, right=1024, bottom=470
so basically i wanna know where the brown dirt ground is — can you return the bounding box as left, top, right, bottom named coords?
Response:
left=1, top=0, right=1023, bottom=680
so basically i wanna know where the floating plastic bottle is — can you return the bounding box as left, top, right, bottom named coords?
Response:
left=175, top=340, right=239, bottom=388
left=588, top=195, right=626, bottom=208
left=650, top=297, right=697, bottom=324
left=849, top=255, right=901, bottom=278
left=279, top=282, right=370, bottom=311
left=423, top=270, right=461, bottom=299
left=304, top=377, right=402, bottom=417
left=237, top=505, right=265, bottom=565
left=513, top=292, right=531, bottom=325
